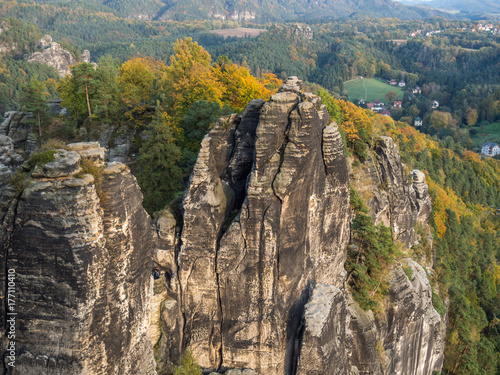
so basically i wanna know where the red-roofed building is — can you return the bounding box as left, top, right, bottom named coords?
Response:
left=393, top=101, right=402, bottom=108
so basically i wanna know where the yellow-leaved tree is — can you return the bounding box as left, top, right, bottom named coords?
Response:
left=163, top=38, right=224, bottom=121
left=214, top=56, right=281, bottom=111
left=118, top=56, right=166, bottom=125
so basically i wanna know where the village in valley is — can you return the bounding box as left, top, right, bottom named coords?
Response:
left=350, top=75, right=500, bottom=159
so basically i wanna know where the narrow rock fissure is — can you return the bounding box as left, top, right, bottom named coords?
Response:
left=270, top=110, right=295, bottom=281
left=214, top=221, right=225, bottom=371
left=284, top=283, right=312, bottom=375
left=320, top=126, right=330, bottom=176
left=174, top=227, right=186, bottom=354
left=257, top=202, right=272, bottom=354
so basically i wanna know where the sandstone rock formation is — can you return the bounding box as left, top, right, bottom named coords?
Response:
left=350, top=136, right=432, bottom=248
left=156, top=78, right=351, bottom=373
left=0, top=143, right=156, bottom=374
left=0, top=78, right=444, bottom=375
left=28, top=38, right=92, bottom=77
left=294, top=25, right=313, bottom=39
left=1, top=112, right=38, bottom=156
left=0, top=113, right=35, bottom=199
left=348, top=260, right=445, bottom=375
left=155, top=78, right=444, bottom=375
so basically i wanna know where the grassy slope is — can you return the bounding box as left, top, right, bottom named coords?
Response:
left=471, top=122, right=500, bottom=148
left=344, top=78, right=405, bottom=103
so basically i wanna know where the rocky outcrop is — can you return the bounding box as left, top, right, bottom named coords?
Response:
left=38, top=35, right=52, bottom=48
left=157, top=77, right=351, bottom=373
left=1, top=112, right=38, bottom=156
left=28, top=39, right=91, bottom=77
left=350, top=136, right=431, bottom=248
left=349, top=260, right=445, bottom=375
left=0, top=113, right=33, bottom=199
left=294, top=25, right=313, bottom=39
left=296, top=284, right=351, bottom=375
left=0, top=143, right=156, bottom=374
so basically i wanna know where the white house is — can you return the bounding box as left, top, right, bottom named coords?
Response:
left=481, top=142, right=500, bottom=157
left=432, top=100, right=439, bottom=109
left=414, top=116, right=423, bottom=127
left=399, top=80, right=406, bottom=87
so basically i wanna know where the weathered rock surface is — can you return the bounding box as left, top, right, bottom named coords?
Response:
left=1, top=112, right=38, bottom=155
left=158, top=78, right=351, bottom=374
left=296, top=284, right=351, bottom=375
left=350, top=136, right=431, bottom=248
left=349, top=260, right=445, bottom=375
left=28, top=40, right=92, bottom=77
left=0, top=143, right=156, bottom=374
left=67, top=141, right=106, bottom=167
left=0, top=115, right=30, bottom=199
left=38, top=35, right=52, bottom=48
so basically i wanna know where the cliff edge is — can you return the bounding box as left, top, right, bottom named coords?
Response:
left=0, top=142, right=156, bottom=374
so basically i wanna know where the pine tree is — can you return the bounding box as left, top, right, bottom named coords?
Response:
left=19, top=77, right=50, bottom=139
left=137, top=103, right=183, bottom=213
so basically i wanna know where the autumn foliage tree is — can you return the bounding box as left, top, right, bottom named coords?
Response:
left=164, top=38, right=224, bottom=121
left=118, top=56, right=166, bottom=125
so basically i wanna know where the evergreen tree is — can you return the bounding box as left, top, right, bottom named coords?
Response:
left=19, top=77, right=50, bottom=139
left=136, top=103, right=183, bottom=213
left=58, top=63, right=100, bottom=123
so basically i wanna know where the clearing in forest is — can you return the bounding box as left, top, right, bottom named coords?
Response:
left=210, top=28, right=267, bottom=39
left=471, top=122, right=500, bottom=148
left=344, top=78, right=405, bottom=103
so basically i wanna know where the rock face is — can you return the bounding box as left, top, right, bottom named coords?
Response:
left=28, top=39, right=92, bottom=77
left=0, top=113, right=34, bottom=199
left=296, top=284, right=351, bottom=375
left=348, top=260, right=446, bottom=375
left=294, top=25, right=313, bottom=39
left=0, top=143, right=156, bottom=374
left=157, top=77, right=351, bottom=373
left=1, top=112, right=38, bottom=156
left=156, top=78, right=444, bottom=375
left=350, top=136, right=431, bottom=248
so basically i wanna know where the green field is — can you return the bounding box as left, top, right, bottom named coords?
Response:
left=471, top=122, right=500, bottom=148
left=344, top=78, right=405, bottom=103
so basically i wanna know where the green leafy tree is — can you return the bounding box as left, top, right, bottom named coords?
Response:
left=95, top=55, right=121, bottom=120
left=181, top=100, right=233, bottom=153
left=385, top=90, right=397, bottom=103
left=136, top=103, right=183, bottom=213
left=19, top=77, right=50, bottom=139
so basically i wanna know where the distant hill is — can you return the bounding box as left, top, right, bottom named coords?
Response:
left=396, top=0, right=500, bottom=14
left=34, top=0, right=445, bottom=21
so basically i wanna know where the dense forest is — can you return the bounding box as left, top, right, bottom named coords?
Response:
left=1, top=9, right=500, bottom=375
left=1, top=11, right=499, bottom=151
